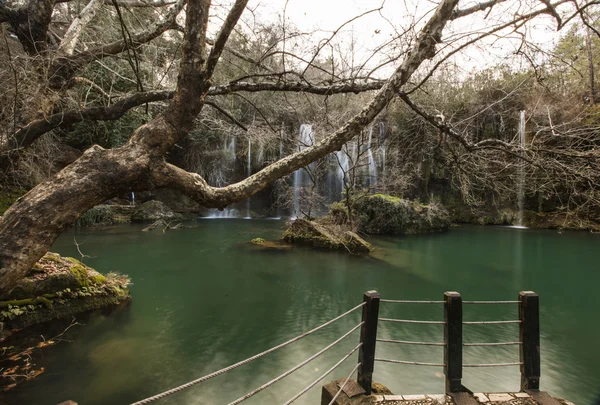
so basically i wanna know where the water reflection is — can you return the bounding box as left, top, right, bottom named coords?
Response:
left=1, top=223, right=598, bottom=405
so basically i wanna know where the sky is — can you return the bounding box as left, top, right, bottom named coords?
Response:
left=214, top=0, right=572, bottom=80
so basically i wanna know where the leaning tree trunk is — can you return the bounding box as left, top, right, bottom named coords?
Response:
left=0, top=144, right=152, bottom=295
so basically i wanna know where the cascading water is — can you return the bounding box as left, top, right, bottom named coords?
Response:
left=246, top=137, right=252, bottom=218
left=292, top=125, right=314, bottom=217
left=366, top=127, right=377, bottom=187
left=287, top=121, right=389, bottom=217
left=206, top=208, right=240, bottom=218
left=379, top=122, right=387, bottom=175
left=516, top=110, right=526, bottom=227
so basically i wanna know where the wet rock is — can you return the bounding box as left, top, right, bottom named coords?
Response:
left=283, top=218, right=372, bottom=254
left=131, top=200, right=183, bottom=222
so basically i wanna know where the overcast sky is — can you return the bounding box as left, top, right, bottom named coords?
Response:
left=221, top=0, right=567, bottom=79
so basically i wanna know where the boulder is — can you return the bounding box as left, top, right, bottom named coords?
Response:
left=0, top=252, right=130, bottom=331
left=282, top=218, right=372, bottom=254
left=74, top=204, right=134, bottom=226
left=355, top=194, right=450, bottom=235
left=131, top=200, right=183, bottom=222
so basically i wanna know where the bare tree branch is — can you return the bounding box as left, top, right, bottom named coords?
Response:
left=57, top=0, right=104, bottom=55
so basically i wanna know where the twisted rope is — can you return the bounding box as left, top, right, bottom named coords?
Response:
left=380, top=299, right=444, bottom=304
left=464, top=341, right=522, bottom=346
left=377, top=338, right=445, bottom=346
left=228, top=322, right=363, bottom=405
left=463, top=320, right=521, bottom=325
left=282, top=343, right=362, bottom=405
left=375, top=358, right=445, bottom=367
left=379, top=318, right=445, bottom=325
left=327, top=362, right=362, bottom=405
left=463, top=301, right=519, bottom=304
left=464, top=362, right=523, bottom=367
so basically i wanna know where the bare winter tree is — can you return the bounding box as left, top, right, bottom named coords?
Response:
left=1, top=0, right=599, bottom=295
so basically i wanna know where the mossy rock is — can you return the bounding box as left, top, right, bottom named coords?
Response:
left=250, top=238, right=266, bottom=244
left=0, top=252, right=131, bottom=330
left=282, top=219, right=372, bottom=254
left=131, top=200, right=183, bottom=222
left=355, top=195, right=450, bottom=235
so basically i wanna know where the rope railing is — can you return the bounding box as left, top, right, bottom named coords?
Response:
left=282, top=343, right=362, bottom=405
left=463, top=320, right=521, bottom=325
left=463, top=300, right=520, bottom=304
left=374, top=291, right=540, bottom=396
left=379, top=318, right=445, bottom=325
left=377, top=338, right=445, bottom=346
left=375, top=358, right=445, bottom=367
left=129, top=290, right=541, bottom=405
left=380, top=299, right=444, bottom=304
left=463, top=362, right=523, bottom=367
left=130, top=302, right=365, bottom=405
left=326, top=362, right=362, bottom=405
left=228, top=322, right=363, bottom=405
left=464, top=341, right=522, bottom=346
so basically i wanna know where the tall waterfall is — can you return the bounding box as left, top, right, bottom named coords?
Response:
left=292, top=125, right=314, bottom=217
left=516, top=110, right=526, bottom=227
left=246, top=137, right=252, bottom=218
left=379, top=122, right=387, bottom=175
left=366, top=127, right=377, bottom=187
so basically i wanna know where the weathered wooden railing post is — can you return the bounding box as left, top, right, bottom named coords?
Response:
left=519, top=291, right=540, bottom=391
left=357, top=290, right=380, bottom=394
left=444, top=291, right=463, bottom=393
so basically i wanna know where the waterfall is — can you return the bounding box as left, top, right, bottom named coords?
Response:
left=256, top=141, right=264, bottom=168
left=227, top=136, right=236, bottom=169
left=379, top=122, right=387, bottom=175
left=206, top=208, right=240, bottom=218
left=336, top=147, right=350, bottom=192
left=292, top=124, right=314, bottom=217
left=246, top=138, right=252, bottom=218
left=366, top=127, right=377, bottom=187
left=516, top=110, right=526, bottom=227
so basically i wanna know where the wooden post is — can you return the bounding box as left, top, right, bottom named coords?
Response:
left=444, top=291, right=463, bottom=393
left=519, top=291, right=540, bottom=390
left=357, top=290, right=380, bottom=394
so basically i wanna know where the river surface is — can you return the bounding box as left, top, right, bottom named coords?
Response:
left=2, top=221, right=599, bottom=405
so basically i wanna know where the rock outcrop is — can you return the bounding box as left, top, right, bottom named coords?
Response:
left=131, top=200, right=183, bottom=222
left=283, top=218, right=373, bottom=254
left=354, top=194, right=450, bottom=235
left=0, top=253, right=130, bottom=332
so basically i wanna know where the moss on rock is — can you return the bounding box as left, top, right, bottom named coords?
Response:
left=0, top=253, right=130, bottom=331
left=283, top=218, right=372, bottom=254
left=66, top=257, right=91, bottom=287
left=355, top=195, right=450, bottom=235
left=131, top=200, right=183, bottom=222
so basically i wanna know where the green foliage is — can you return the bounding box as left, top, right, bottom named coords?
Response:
left=0, top=188, right=27, bottom=215
left=74, top=205, right=116, bottom=227
left=354, top=194, right=450, bottom=235
left=327, top=202, right=349, bottom=225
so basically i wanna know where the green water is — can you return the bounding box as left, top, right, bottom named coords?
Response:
left=2, top=221, right=599, bottom=405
